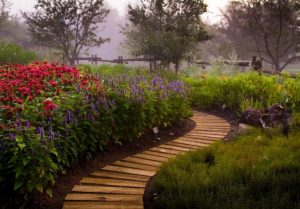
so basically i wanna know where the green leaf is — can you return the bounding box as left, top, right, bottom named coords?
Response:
left=18, top=143, right=26, bottom=150
left=46, top=188, right=53, bottom=197
left=14, top=180, right=24, bottom=191
left=36, top=183, right=43, bottom=193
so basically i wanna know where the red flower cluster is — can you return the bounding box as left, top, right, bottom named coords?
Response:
left=0, top=63, right=80, bottom=108
left=43, top=99, right=58, bottom=111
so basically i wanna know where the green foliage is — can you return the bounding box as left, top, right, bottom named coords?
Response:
left=0, top=64, right=191, bottom=207
left=24, top=0, right=110, bottom=65
left=78, top=64, right=179, bottom=81
left=221, top=0, right=300, bottom=71
left=124, top=0, right=210, bottom=72
left=186, top=72, right=300, bottom=112
left=0, top=42, right=37, bottom=65
left=153, top=128, right=300, bottom=209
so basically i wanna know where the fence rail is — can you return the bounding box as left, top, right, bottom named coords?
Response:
left=194, top=60, right=251, bottom=67
left=75, top=56, right=155, bottom=65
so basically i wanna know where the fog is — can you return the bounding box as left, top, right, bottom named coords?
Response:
left=8, top=0, right=228, bottom=61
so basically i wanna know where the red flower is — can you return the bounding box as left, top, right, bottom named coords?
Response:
left=49, top=80, right=58, bottom=87
left=43, top=99, right=58, bottom=111
left=13, top=98, right=23, bottom=104
left=0, top=105, right=13, bottom=111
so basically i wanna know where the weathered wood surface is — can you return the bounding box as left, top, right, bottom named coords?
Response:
left=63, top=111, right=231, bottom=209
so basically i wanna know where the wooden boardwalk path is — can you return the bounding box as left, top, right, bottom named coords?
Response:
left=63, top=111, right=231, bottom=209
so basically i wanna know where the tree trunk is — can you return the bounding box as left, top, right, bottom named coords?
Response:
left=154, top=59, right=157, bottom=70
left=149, top=61, right=153, bottom=72
left=274, top=63, right=281, bottom=72
left=175, top=61, right=179, bottom=75
left=69, top=58, right=76, bottom=67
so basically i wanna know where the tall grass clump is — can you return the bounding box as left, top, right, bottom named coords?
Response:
left=153, top=128, right=300, bottom=209
left=186, top=72, right=300, bottom=112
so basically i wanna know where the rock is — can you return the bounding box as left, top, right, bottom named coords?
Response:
left=238, top=123, right=252, bottom=133
left=240, top=104, right=292, bottom=136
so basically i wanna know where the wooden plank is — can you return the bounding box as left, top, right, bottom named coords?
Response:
left=180, top=135, right=220, bottom=141
left=192, top=116, right=225, bottom=120
left=80, top=178, right=147, bottom=188
left=196, top=122, right=230, bottom=126
left=159, top=144, right=193, bottom=152
left=192, top=128, right=230, bottom=132
left=142, top=150, right=176, bottom=159
left=113, top=161, right=158, bottom=171
left=167, top=141, right=201, bottom=150
left=63, top=201, right=143, bottom=209
left=72, top=185, right=145, bottom=195
left=175, top=138, right=213, bottom=146
left=134, top=153, right=168, bottom=162
left=90, top=171, right=149, bottom=182
left=192, top=130, right=229, bottom=135
left=192, top=118, right=226, bottom=122
left=186, top=133, right=226, bottom=138
left=65, top=193, right=143, bottom=202
left=122, top=156, right=162, bottom=167
left=102, top=165, right=156, bottom=177
left=150, top=147, right=182, bottom=155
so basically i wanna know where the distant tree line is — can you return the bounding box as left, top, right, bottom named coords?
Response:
left=0, top=0, right=299, bottom=72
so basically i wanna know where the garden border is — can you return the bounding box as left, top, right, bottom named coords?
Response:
left=62, top=111, right=231, bottom=209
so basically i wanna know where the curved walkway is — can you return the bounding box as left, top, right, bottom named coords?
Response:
left=62, top=111, right=231, bottom=209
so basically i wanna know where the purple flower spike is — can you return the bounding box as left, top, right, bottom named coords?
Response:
left=56, top=131, right=60, bottom=140
left=25, top=121, right=30, bottom=130
left=8, top=132, right=15, bottom=141
left=39, top=127, right=44, bottom=141
left=48, top=127, right=54, bottom=141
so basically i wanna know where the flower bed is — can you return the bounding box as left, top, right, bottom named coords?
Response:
left=0, top=63, right=191, bottom=201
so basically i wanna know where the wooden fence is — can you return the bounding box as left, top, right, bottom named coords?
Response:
left=75, top=55, right=155, bottom=65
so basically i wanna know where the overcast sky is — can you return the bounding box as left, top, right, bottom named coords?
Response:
left=10, top=0, right=228, bottom=23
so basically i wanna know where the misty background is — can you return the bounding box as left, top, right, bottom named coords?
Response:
left=8, top=0, right=227, bottom=60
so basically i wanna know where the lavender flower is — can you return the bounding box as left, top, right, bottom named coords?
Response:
left=25, top=120, right=30, bottom=131
left=48, top=127, right=54, bottom=141
left=90, top=103, right=96, bottom=112
left=8, top=132, right=15, bottom=141
left=37, top=127, right=44, bottom=141
left=15, top=121, right=22, bottom=132
left=56, top=131, right=60, bottom=140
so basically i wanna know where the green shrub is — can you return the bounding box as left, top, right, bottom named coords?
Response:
left=0, top=42, right=37, bottom=65
left=153, top=128, right=300, bottom=209
left=186, top=72, right=300, bottom=112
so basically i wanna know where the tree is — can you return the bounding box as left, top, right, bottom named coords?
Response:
left=220, top=0, right=300, bottom=72
left=123, top=0, right=210, bottom=73
left=24, top=0, right=110, bottom=66
left=0, top=0, right=11, bottom=29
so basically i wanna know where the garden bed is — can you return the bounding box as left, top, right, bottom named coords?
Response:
left=0, top=63, right=191, bottom=208
left=27, top=118, right=196, bottom=209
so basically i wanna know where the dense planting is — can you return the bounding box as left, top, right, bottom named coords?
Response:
left=0, top=63, right=191, bottom=202
left=186, top=72, right=300, bottom=112
left=153, top=128, right=300, bottom=209
left=0, top=42, right=37, bottom=65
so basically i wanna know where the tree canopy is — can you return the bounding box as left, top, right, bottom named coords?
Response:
left=220, top=0, right=300, bottom=71
left=123, top=0, right=210, bottom=73
left=24, top=0, right=110, bottom=65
